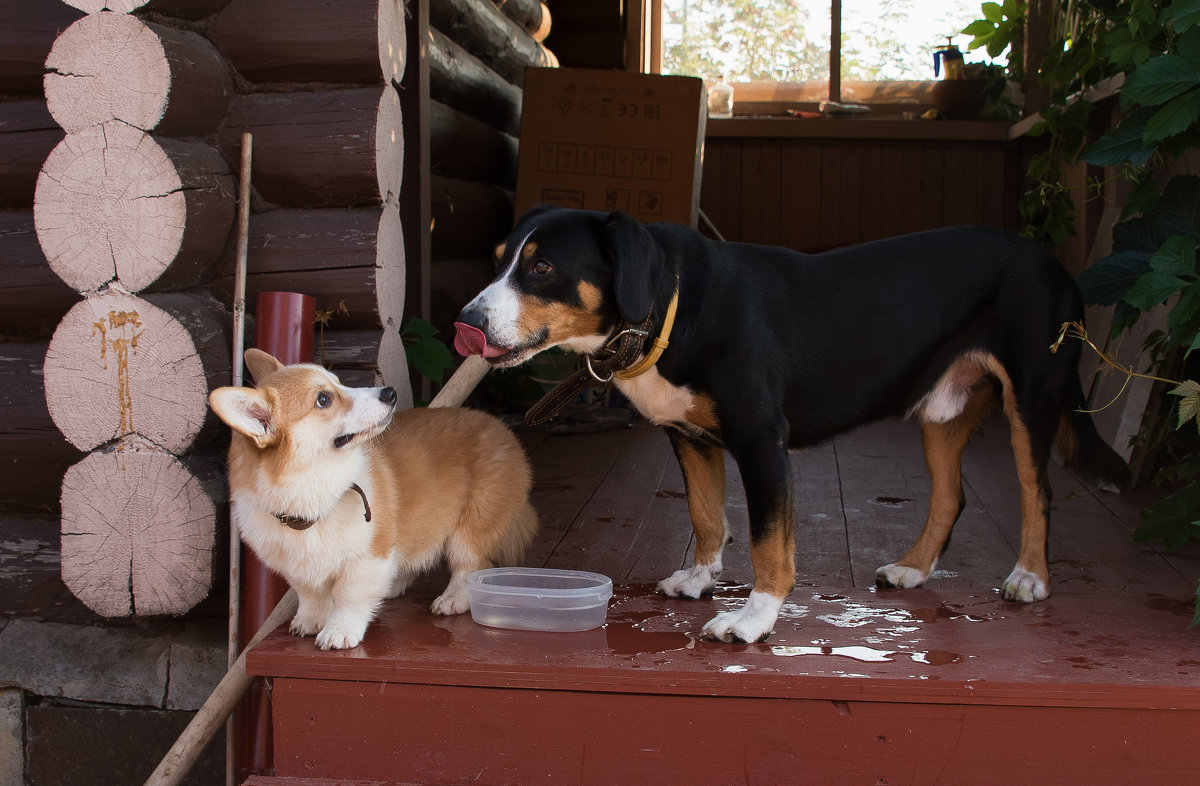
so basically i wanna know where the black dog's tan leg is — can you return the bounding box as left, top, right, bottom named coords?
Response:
left=877, top=386, right=994, bottom=590
left=657, top=432, right=729, bottom=599
left=702, top=429, right=796, bottom=643
left=1000, top=405, right=1052, bottom=602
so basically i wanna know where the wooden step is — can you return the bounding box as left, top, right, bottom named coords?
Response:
left=247, top=577, right=1200, bottom=784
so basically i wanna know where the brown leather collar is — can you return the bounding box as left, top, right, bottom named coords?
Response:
left=525, top=314, right=658, bottom=427
left=275, top=482, right=372, bottom=530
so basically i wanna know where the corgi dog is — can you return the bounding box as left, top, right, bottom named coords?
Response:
left=209, top=348, right=538, bottom=650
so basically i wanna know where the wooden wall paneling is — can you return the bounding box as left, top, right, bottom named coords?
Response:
left=919, top=145, right=946, bottom=231
left=757, top=143, right=783, bottom=246
left=738, top=143, right=765, bottom=244
left=981, top=146, right=1009, bottom=230
left=836, top=144, right=862, bottom=247
left=857, top=144, right=883, bottom=242
left=875, top=143, right=907, bottom=241
left=783, top=143, right=824, bottom=252
left=899, top=145, right=925, bottom=234
left=942, top=145, right=985, bottom=227
left=818, top=146, right=842, bottom=250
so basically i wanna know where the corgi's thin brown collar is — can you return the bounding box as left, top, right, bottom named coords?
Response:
left=275, top=483, right=372, bottom=530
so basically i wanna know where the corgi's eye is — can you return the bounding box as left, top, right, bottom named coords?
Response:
left=315, top=391, right=332, bottom=409
left=532, top=259, right=553, bottom=275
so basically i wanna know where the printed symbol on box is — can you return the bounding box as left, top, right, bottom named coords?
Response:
left=595, top=148, right=614, bottom=175
left=557, top=144, right=576, bottom=173
left=605, top=189, right=630, bottom=211
left=634, top=151, right=653, bottom=179
left=538, top=142, right=558, bottom=172
left=557, top=97, right=573, bottom=114
left=579, top=98, right=597, bottom=117
left=543, top=189, right=584, bottom=209
left=643, top=104, right=661, bottom=120
left=576, top=146, right=596, bottom=175
left=652, top=151, right=672, bottom=180
left=639, top=191, right=663, bottom=216
left=615, top=149, right=633, bottom=177
left=600, top=98, right=614, bottom=118
left=617, top=102, right=639, bottom=118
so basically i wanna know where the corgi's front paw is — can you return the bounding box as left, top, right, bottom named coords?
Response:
left=314, top=619, right=367, bottom=650
left=431, top=589, right=470, bottom=615
left=289, top=611, right=324, bottom=638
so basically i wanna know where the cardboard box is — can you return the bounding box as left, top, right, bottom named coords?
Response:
left=514, top=67, right=706, bottom=227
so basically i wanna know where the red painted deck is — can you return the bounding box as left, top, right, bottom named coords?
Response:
left=246, top=416, right=1200, bottom=784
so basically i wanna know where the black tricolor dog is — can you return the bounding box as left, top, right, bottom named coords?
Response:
left=455, top=206, right=1129, bottom=644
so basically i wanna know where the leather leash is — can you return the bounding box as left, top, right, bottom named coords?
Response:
left=525, top=289, right=679, bottom=427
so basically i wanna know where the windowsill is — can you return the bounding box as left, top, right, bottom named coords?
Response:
left=704, top=116, right=1013, bottom=142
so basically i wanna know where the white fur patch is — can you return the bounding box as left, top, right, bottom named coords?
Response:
left=461, top=228, right=533, bottom=350
left=909, top=351, right=994, bottom=424
left=1001, top=566, right=1049, bottom=603
left=875, top=562, right=930, bottom=589
left=616, top=369, right=695, bottom=426
left=701, top=591, right=784, bottom=643
left=657, top=559, right=723, bottom=599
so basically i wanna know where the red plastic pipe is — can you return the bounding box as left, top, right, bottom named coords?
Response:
left=234, top=291, right=315, bottom=781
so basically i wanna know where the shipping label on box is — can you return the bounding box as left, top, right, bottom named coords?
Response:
left=515, top=67, right=706, bottom=227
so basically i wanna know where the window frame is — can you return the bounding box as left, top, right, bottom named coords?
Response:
left=635, top=0, right=979, bottom=117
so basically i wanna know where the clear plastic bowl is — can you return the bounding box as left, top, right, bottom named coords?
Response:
left=467, top=567, right=614, bottom=632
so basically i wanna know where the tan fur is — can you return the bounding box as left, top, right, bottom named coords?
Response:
left=674, top=439, right=729, bottom=566
left=515, top=292, right=606, bottom=346
left=211, top=349, right=537, bottom=650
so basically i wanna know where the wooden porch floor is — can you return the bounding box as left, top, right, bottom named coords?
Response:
left=247, top=414, right=1200, bottom=784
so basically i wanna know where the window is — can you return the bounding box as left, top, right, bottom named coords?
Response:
left=650, top=0, right=1001, bottom=114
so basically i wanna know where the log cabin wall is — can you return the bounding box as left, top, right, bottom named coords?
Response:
left=0, top=0, right=554, bottom=781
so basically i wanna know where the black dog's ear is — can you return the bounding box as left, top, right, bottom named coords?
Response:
left=603, top=211, right=664, bottom=324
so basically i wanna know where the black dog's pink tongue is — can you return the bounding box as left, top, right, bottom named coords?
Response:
left=453, top=322, right=490, bottom=357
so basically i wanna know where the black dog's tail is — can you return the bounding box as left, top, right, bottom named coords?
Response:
left=1055, top=377, right=1132, bottom=491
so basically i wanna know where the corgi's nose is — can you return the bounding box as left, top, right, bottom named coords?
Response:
left=379, top=387, right=396, bottom=405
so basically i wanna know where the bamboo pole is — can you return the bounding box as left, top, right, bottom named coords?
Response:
left=225, top=130, right=252, bottom=786
left=144, top=353, right=491, bottom=786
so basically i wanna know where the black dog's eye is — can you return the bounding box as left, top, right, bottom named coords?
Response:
left=532, top=259, right=553, bottom=275
left=315, top=391, right=332, bottom=409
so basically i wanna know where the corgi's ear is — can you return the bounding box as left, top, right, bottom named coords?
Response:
left=209, top=387, right=278, bottom=448
left=244, top=348, right=282, bottom=383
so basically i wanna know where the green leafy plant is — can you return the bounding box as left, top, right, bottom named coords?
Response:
left=400, top=318, right=455, bottom=388
left=963, top=0, right=1026, bottom=62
